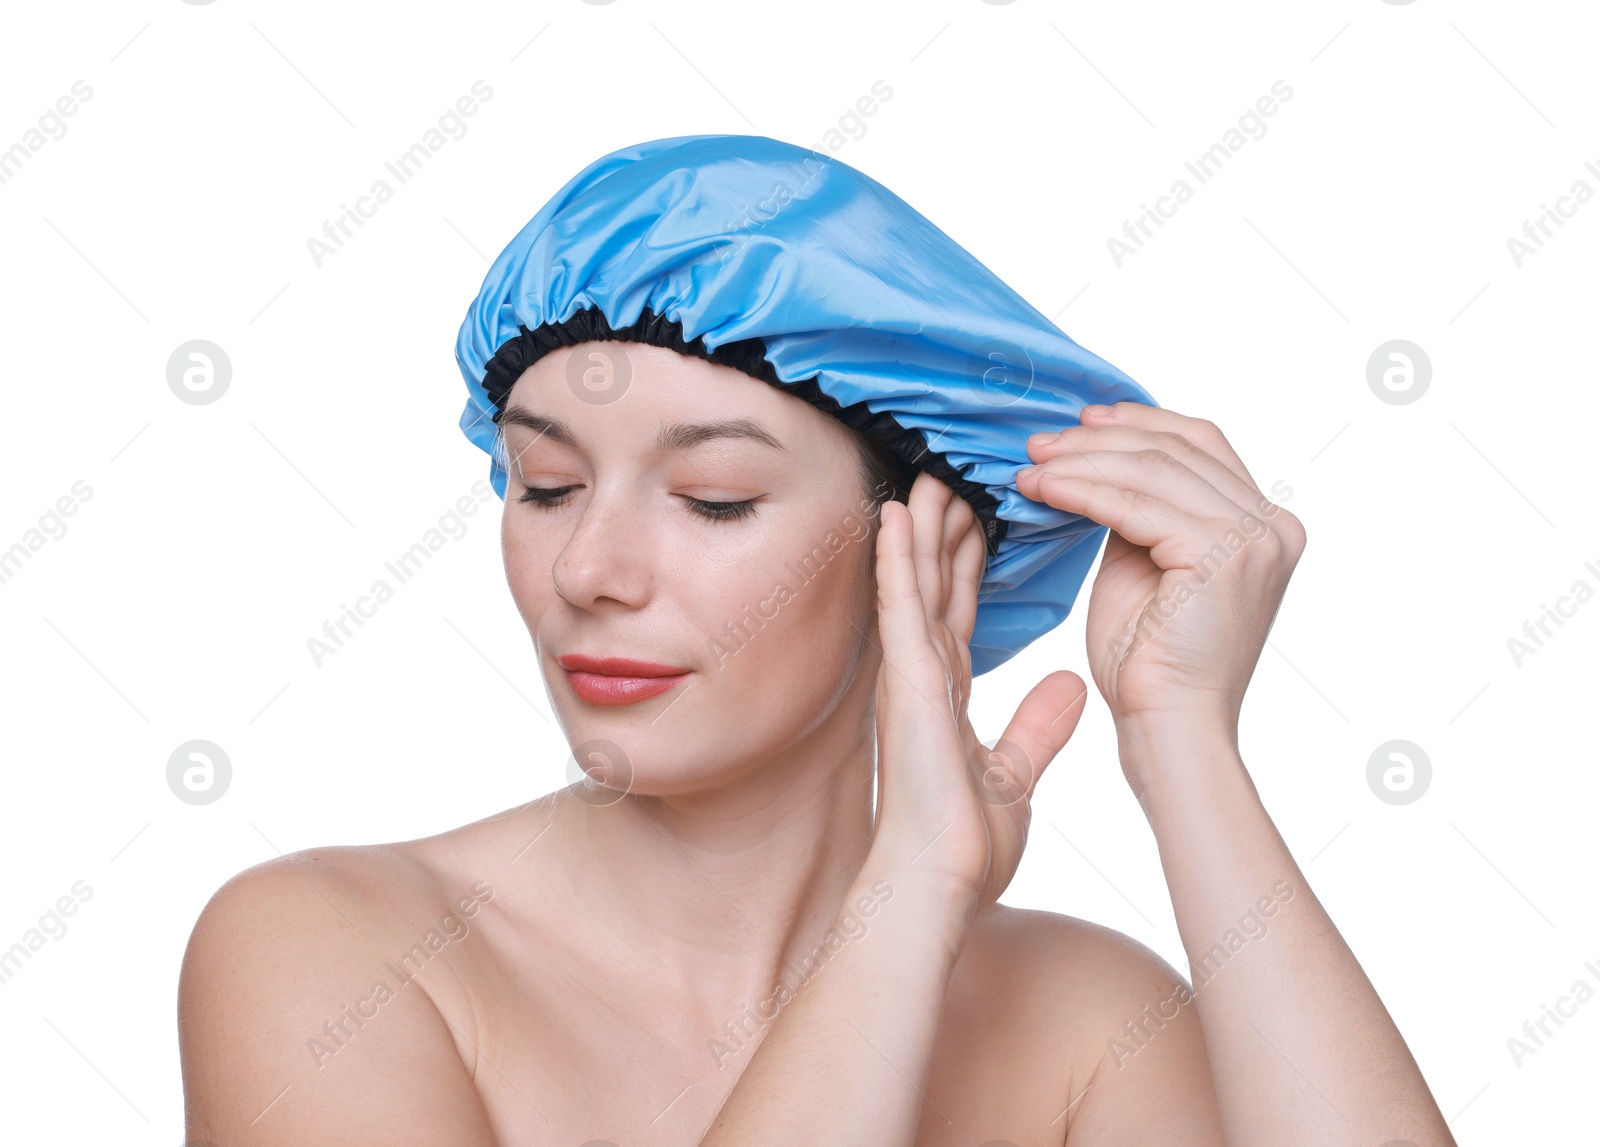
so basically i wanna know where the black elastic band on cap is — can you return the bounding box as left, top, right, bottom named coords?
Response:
left=479, top=304, right=1007, bottom=556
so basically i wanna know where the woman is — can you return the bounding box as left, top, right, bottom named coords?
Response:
left=178, top=135, right=1456, bottom=1145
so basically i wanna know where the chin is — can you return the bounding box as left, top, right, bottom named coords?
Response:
left=553, top=716, right=705, bottom=798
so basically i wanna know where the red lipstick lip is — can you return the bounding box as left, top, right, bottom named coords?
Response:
left=556, top=653, right=691, bottom=678
left=556, top=653, right=692, bottom=707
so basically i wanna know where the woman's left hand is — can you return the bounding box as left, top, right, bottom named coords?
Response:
left=1016, top=402, right=1306, bottom=793
left=867, top=472, right=1087, bottom=913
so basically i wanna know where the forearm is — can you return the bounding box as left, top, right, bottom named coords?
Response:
left=698, top=854, right=973, bottom=1147
left=1125, top=723, right=1455, bottom=1147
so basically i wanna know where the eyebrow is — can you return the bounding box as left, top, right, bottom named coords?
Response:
left=498, top=406, right=787, bottom=453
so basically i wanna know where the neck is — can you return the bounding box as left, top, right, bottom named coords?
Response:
left=565, top=679, right=880, bottom=1028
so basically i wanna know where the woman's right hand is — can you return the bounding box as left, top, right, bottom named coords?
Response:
left=867, top=472, right=1088, bottom=913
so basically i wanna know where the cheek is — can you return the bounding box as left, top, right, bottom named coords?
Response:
left=500, top=515, right=535, bottom=589
left=498, top=496, right=881, bottom=682
left=500, top=513, right=564, bottom=622
left=693, top=524, right=878, bottom=679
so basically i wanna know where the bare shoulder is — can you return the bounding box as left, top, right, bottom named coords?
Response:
left=955, top=904, right=1194, bottom=1051
left=960, top=903, right=1185, bottom=1007
left=961, top=905, right=1225, bottom=1145
left=178, top=843, right=499, bottom=1145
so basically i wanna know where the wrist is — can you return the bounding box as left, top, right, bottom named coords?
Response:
left=853, top=848, right=980, bottom=944
left=1114, top=715, right=1252, bottom=809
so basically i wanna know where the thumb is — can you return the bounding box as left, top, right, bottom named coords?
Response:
left=986, top=670, right=1089, bottom=801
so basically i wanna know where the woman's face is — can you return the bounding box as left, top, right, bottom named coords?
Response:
left=498, top=341, right=889, bottom=796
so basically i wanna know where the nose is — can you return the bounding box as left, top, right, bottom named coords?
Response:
left=549, top=482, right=653, bottom=610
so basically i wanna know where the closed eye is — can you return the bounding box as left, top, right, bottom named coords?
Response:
left=515, top=484, right=761, bottom=522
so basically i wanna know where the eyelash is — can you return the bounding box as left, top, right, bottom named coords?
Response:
left=515, top=484, right=760, bottom=522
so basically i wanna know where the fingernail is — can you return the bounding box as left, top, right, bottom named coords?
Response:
left=1082, top=403, right=1111, bottom=418
left=1017, top=464, right=1039, bottom=480
left=1027, top=431, right=1054, bottom=445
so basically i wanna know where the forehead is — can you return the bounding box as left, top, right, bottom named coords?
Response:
left=500, top=340, right=854, bottom=449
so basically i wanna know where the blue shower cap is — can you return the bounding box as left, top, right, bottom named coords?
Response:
left=454, top=133, right=1158, bottom=676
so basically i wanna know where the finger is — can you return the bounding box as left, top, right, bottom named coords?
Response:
left=946, top=517, right=986, bottom=648
left=936, top=494, right=960, bottom=620
left=907, top=473, right=954, bottom=633
left=1016, top=468, right=1229, bottom=569
left=942, top=490, right=978, bottom=592
left=1022, top=447, right=1247, bottom=524
left=874, top=498, right=937, bottom=665
left=937, top=499, right=980, bottom=715
left=1027, top=424, right=1272, bottom=521
left=1080, top=402, right=1261, bottom=493
left=992, top=670, right=1088, bottom=801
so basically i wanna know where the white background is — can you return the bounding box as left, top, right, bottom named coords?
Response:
left=1, top=0, right=1595, bottom=1141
